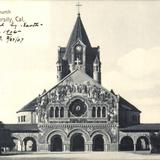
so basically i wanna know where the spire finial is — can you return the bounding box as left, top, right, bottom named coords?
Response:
left=76, top=0, right=82, bottom=16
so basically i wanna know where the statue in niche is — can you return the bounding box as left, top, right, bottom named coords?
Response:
left=38, top=108, right=49, bottom=123
left=35, top=91, right=49, bottom=123
left=44, top=110, right=49, bottom=123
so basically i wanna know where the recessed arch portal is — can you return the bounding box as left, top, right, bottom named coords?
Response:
left=92, top=134, right=104, bottom=151
left=50, top=135, right=63, bottom=152
left=119, top=136, right=134, bottom=151
left=70, top=133, right=85, bottom=151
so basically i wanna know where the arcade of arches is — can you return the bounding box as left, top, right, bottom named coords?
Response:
left=12, top=132, right=154, bottom=152
left=11, top=131, right=154, bottom=152
left=47, top=131, right=108, bottom=152
left=12, top=136, right=37, bottom=152
left=119, top=135, right=150, bottom=151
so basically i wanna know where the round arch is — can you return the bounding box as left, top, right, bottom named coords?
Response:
left=136, top=136, right=150, bottom=151
left=68, top=129, right=90, bottom=142
left=90, top=130, right=111, bottom=144
left=23, top=137, right=37, bottom=151
left=70, top=133, right=85, bottom=151
left=50, top=135, right=63, bottom=152
left=46, top=130, right=68, bottom=143
left=46, top=130, right=68, bottom=152
left=92, top=134, right=104, bottom=151
left=119, top=136, right=134, bottom=151
left=68, top=129, right=90, bottom=152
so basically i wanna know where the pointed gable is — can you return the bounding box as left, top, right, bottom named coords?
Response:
left=63, top=14, right=91, bottom=60
left=17, top=69, right=116, bottom=113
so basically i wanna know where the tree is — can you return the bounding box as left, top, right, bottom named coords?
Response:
left=0, top=121, right=15, bottom=155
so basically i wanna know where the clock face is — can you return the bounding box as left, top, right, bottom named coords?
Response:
left=69, top=99, right=87, bottom=117
left=75, top=45, right=82, bottom=52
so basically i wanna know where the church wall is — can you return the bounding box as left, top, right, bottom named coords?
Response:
left=17, top=111, right=37, bottom=124
left=35, top=122, right=119, bottom=152
left=119, top=107, right=140, bottom=127
left=107, top=143, right=119, bottom=151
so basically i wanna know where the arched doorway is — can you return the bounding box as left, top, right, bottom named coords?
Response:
left=136, top=136, right=150, bottom=151
left=23, top=137, right=37, bottom=151
left=119, top=136, right=134, bottom=151
left=92, top=134, right=104, bottom=151
left=50, top=135, right=63, bottom=152
left=70, top=133, right=85, bottom=151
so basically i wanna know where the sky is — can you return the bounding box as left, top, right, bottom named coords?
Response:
left=0, top=0, right=160, bottom=123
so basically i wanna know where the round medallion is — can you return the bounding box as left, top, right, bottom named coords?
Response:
left=69, top=99, right=87, bottom=117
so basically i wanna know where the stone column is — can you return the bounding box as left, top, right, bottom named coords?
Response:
left=21, top=141, right=24, bottom=151
left=105, top=109, right=108, bottom=118
left=59, top=108, right=61, bottom=117
left=64, top=109, right=68, bottom=118
left=20, top=141, right=23, bottom=152
left=105, top=144, right=108, bottom=151
left=95, top=107, right=97, bottom=118
left=64, top=141, right=70, bottom=152
left=100, top=108, right=102, bottom=118
left=134, top=143, right=136, bottom=152
left=85, top=144, right=89, bottom=151
left=53, top=108, right=55, bottom=118
left=88, top=108, right=92, bottom=118
left=85, top=142, right=92, bottom=152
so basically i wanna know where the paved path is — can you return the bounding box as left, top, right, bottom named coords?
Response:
left=1, top=152, right=160, bottom=160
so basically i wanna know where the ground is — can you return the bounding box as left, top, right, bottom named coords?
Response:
left=1, top=152, right=160, bottom=160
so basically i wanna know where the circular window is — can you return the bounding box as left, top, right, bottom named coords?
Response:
left=69, top=99, right=87, bottom=117
left=75, top=45, right=82, bottom=52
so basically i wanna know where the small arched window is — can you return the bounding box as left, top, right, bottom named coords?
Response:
left=97, top=107, right=101, bottom=117
left=55, top=107, right=59, bottom=118
left=60, top=107, right=64, bottom=117
left=102, top=107, right=106, bottom=118
left=92, top=107, right=96, bottom=117
left=50, top=107, right=54, bottom=117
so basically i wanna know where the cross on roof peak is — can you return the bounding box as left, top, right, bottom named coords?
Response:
left=76, top=0, right=82, bottom=15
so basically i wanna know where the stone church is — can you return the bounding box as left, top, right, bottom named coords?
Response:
left=4, top=12, right=159, bottom=152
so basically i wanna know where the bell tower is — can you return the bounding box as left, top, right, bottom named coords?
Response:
left=56, top=12, right=101, bottom=84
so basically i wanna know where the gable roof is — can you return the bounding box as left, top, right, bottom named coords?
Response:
left=4, top=124, right=39, bottom=132
left=120, top=123, right=160, bottom=132
left=17, top=69, right=116, bottom=113
left=63, top=14, right=91, bottom=60
left=119, top=96, right=141, bottom=113
left=17, top=98, right=37, bottom=113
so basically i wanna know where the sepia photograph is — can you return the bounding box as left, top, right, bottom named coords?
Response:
left=0, top=0, right=160, bottom=159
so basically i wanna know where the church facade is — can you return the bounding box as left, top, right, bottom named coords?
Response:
left=4, top=13, right=158, bottom=153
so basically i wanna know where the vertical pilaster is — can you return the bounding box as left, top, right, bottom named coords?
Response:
left=64, top=109, right=68, bottom=118
left=134, top=143, right=136, bottom=152
left=58, top=108, right=61, bottom=117
left=100, top=108, right=102, bottom=118
left=85, top=142, right=92, bottom=151
left=88, top=108, right=92, bottom=118
left=95, top=107, right=97, bottom=118
left=53, top=108, right=55, bottom=118
left=64, top=141, right=70, bottom=152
